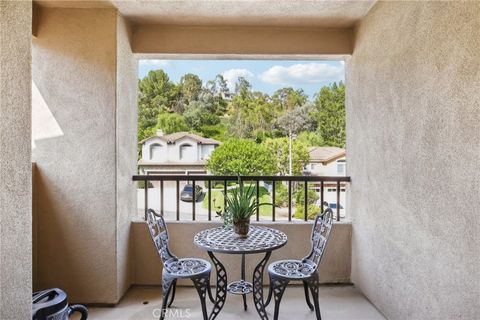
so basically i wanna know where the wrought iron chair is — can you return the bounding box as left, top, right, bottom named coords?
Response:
left=265, top=208, right=334, bottom=320
left=146, top=209, right=214, bottom=320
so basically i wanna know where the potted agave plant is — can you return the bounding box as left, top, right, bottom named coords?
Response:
left=222, top=177, right=269, bottom=238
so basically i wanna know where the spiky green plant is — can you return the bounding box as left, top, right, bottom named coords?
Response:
left=222, top=177, right=271, bottom=226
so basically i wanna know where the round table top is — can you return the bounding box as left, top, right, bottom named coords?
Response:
left=194, top=226, right=288, bottom=254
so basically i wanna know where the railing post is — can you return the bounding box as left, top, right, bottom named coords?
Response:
left=320, top=180, right=324, bottom=214
left=223, top=180, right=227, bottom=213
left=304, top=181, right=308, bottom=221
left=272, top=181, right=276, bottom=222
left=288, top=180, right=292, bottom=222
left=176, top=180, right=180, bottom=221
left=208, top=180, right=212, bottom=221
left=336, top=180, right=341, bottom=221
left=144, top=179, right=148, bottom=221
left=256, top=180, right=260, bottom=221
left=192, top=179, right=196, bottom=221
left=160, top=180, right=164, bottom=216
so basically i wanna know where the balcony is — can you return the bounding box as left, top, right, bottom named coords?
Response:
left=2, top=1, right=479, bottom=320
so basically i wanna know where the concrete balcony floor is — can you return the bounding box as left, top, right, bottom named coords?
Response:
left=87, top=285, right=385, bottom=320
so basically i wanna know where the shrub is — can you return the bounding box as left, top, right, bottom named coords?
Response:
left=294, top=204, right=320, bottom=220
left=293, top=184, right=319, bottom=220
left=274, top=182, right=289, bottom=207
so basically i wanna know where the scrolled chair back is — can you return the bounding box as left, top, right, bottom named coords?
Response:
left=146, top=208, right=177, bottom=266
left=302, top=208, right=334, bottom=271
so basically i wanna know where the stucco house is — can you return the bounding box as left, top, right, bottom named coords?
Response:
left=138, top=131, right=221, bottom=175
left=304, top=146, right=347, bottom=208
left=304, top=146, right=346, bottom=176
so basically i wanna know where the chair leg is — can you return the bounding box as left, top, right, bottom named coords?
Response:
left=303, top=280, right=314, bottom=311
left=167, top=279, right=177, bottom=307
left=307, top=273, right=322, bottom=320
left=264, top=278, right=273, bottom=307
left=191, top=275, right=209, bottom=320
left=271, top=277, right=289, bottom=320
left=160, top=276, right=175, bottom=320
left=207, top=279, right=215, bottom=304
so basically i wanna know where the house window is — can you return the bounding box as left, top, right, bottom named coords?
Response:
left=150, top=144, right=163, bottom=161
left=337, top=160, right=346, bottom=174
left=180, top=143, right=194, bottom=161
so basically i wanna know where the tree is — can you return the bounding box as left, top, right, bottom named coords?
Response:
left=138, top=70, right=180, bottom=140
left=197, top=123, right=227, bottom=142
left=138, top=70, right=179, bottom=113
left=264, top=138, right=310, bottom=175
left=227, top=82, right=275, bottom=140
left=184, top=100, right=220, bottom=131
left=271, top=87, right=308, bottom=114
left=275, top=103, right=317, bottom=135
left=235, top=77, right=252, bottom=98
left=275, top=103, right=317, bottom=175
left=156, top=112, right=189, bottom=134
left=314, top=82, right=346, bottom=147
left=206, top=75, right=229, bottom=116
left=296, top=131, right=325, bottom=147
left=206, top=139, right=276, bottom=175
left=179, top=73, right=202, bottom=104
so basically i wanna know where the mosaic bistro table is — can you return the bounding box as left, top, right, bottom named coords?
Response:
left=194, top=226, right=288, bottom=320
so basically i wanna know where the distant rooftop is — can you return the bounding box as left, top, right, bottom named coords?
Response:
left=308, top=146, right=345, bottom=164
left=140, top=131, right=221, bottom=145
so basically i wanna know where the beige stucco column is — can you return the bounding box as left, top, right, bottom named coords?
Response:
left=347, top=2, right=480, bottom=319
left=0, top=0, right=33, bottom=318
left=32, top=7, right=137, bottom=304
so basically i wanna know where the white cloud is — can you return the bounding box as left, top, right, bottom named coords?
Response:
left=258, top=63, right=343, bottom=85
left=222, top=68, right=254, bottom=91
left=138, top=59, right=171, bottom=68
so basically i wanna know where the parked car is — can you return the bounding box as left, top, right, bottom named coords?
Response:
left=328, top=203, right=344, bottom=210
left=180, top=184, right=203, bottom=202
left=324, top=202, right=345, bottom=219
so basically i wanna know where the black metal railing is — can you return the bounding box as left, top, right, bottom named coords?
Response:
left=132, top=175, right=351, bottom=222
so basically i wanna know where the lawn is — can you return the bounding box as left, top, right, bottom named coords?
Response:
left=202, top=183, right=273, bottom=217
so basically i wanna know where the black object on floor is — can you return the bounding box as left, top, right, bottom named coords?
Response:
left=32, top=288, right=88, bottom=320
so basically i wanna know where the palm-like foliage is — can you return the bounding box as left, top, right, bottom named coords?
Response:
left=222, top=178, right=270, bottom=226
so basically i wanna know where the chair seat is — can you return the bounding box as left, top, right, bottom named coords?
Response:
left=164, top=258, right=211, bottom=278
left=268, top=259, right=317, bottom=280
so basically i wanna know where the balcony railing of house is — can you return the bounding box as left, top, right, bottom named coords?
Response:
left=132, top=175, right=351, bottom=222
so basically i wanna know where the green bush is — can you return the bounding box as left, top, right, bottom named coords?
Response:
left=275, top=182, right=289, bottom=207
left=293, top=185, right=319, bottom=205
left=293, top=183, right=319, bottom=220
left=294, top=204, right=320, bottom=220
left=137, top=181, right=153, bottom=189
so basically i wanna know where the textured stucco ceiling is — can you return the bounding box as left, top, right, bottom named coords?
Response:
left=35, top=0, right=377, bottom=28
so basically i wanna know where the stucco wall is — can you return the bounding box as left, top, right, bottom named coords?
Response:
left=132, top=221, right=351, bottom=286
left=32, top=8, right=119, bottom=304
left=0, top=1, right=32, bottom=318
left=116, top=13, right=137, bottom=299
left=133, top=25, right=353, bottom=55
left=347, top=2, right=480, bottom=319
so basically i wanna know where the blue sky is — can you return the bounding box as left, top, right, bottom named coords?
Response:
left=138, top=60, right=344, bottom=99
